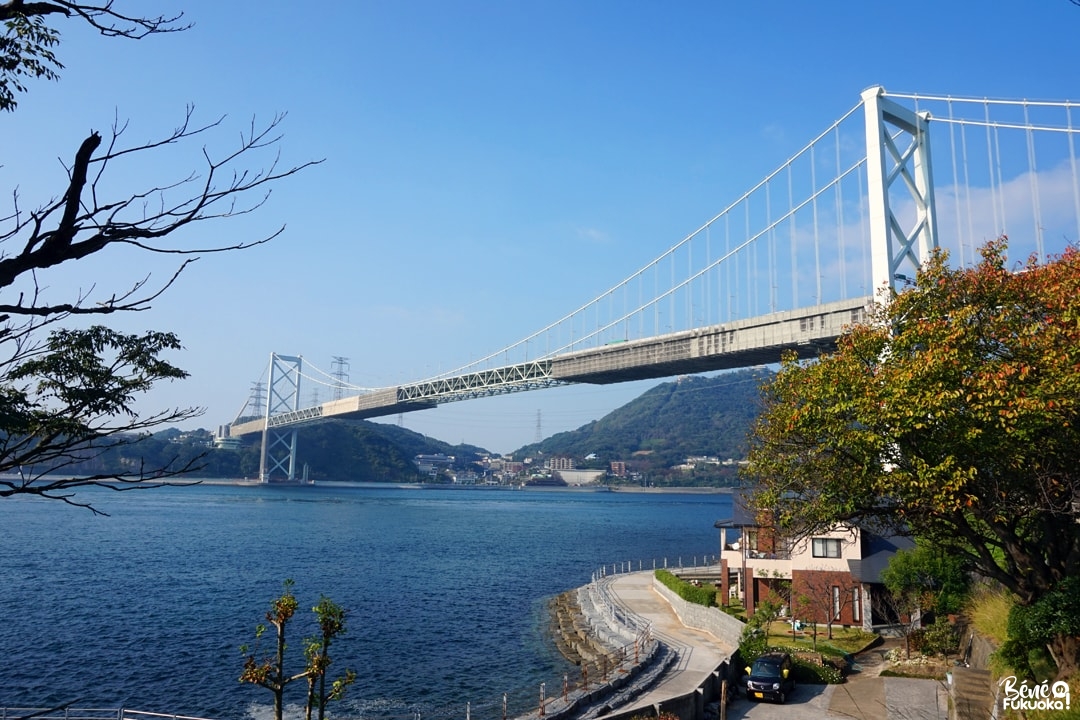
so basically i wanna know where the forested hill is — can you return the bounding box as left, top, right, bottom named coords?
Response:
left=61, top=422, right=486, bottom=484
left=513, top=369, right=772, bottom=477
left=57, top=369, right=771, bottom=485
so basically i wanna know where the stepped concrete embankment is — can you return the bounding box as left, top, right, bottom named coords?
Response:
left=545, top=571, right=738, bottom=720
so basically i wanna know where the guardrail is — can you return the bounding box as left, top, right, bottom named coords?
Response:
left=0, top=710, right=217, bottom=720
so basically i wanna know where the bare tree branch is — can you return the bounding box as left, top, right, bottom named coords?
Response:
left=0, top=1, right=188, bottom=38
left=0, top=110, right=323, bottom=316
left=0, top=4, right=320, bottom=512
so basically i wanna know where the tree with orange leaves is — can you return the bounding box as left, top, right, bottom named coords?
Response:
left=746, top=238, right=1080, bottom=677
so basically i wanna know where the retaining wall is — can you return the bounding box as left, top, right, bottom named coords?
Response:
left=650, top=576, right=745, bottom=650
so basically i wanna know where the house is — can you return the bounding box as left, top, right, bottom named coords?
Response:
left=715, top=492, right=913, bottom=631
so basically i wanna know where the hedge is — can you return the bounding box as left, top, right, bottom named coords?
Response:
left=654, top=569, right=717, bottom=607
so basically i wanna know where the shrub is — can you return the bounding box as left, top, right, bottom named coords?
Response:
left=791, top=658, right=844, bottom=684
left=915, top=618, right=960, bottom=657
left=654, top=569, right=716, bottom=607
left=738, top=627, right=768, bottom=665
left=735, top=641, right=845, bottom=685
left=965, top=583, right=1012, bottom=645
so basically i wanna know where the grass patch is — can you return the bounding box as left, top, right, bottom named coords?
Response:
left=720, top=598, right=746, bottom=620
left=964, top=583, right=1019, bottom=678
left=761, top=620, right=877, bottom=655
left=965, top=583, right=1012, bottom=646
left=880, top=668, right=947, bottom=681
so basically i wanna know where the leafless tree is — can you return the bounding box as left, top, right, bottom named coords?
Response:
left=793, top=571, right=859, bottom=650
left=873, top=590, right=922, bottom=659
left=0, top=3, right=320, bottom=512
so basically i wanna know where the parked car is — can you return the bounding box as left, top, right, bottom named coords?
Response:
left=744, top=651, right=796, bottom=703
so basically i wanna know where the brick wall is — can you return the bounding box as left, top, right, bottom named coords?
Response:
left=791, top=569, right=863, bottom=628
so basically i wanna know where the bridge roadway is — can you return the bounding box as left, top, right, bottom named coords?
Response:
left=229, top=296, right=871, bottom=437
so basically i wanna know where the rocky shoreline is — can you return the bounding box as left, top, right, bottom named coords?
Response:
left=549, top=589, right=622, bottom=666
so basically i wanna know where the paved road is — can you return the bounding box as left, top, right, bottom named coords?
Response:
left=603, top=572, right=948, bottom=720
left=722, top=677, right=947, bottom=720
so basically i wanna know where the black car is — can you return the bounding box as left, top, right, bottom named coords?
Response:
left=744, top=652, right=795, bottom=703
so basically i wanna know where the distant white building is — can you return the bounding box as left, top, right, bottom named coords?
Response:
left=415, top=454, right=454, bottom=475
left=555, top=469, right=605, bottom=486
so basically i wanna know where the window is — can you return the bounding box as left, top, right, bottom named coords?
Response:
left=852, top=587, right=861, bottom=622
left=812, top=537, right=842, bottom=558
left=747, top=530, right=759, bottom=552
left=832, top=586, right=841, bottom=620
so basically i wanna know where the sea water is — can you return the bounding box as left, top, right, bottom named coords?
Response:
left=0, top=483, right=731, bottom=720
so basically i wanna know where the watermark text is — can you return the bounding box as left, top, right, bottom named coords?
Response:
left=999, top=676, right=1071, bottom=713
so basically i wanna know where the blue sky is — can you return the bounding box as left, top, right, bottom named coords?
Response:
left=4, top=1, right=1080, bottom=455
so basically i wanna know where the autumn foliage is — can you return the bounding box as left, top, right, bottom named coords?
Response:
left=746, top=238, right=1080, bottom=676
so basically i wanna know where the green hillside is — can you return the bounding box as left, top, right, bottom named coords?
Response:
left=513, top=369, right=771, bottom=485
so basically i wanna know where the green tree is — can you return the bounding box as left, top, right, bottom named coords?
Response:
left=748, top=593, right=783, bottom=643
left=745, top=239, right=1080, bottom=676
left=240, top=580, right=308, bottom=720
left=747, top=571, right=791, bottom=643
left=0, top=2, right=317, bottom=512
left=999, top=576, right=1080, bottom=680
left=1, top=1, right=185, bottom=112
left=877, top=542, right=967, bottom=659
left=304, top=597, right=356, bottom=720
left=881, top=542, right=969, bottom=618
left=241, top=582, right=355, bottom=720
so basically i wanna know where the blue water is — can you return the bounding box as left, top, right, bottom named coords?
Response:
left=0, top=483, right=730, bottom=719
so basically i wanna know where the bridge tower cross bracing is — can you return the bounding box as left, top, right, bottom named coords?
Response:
left=259, top=353, right=303, bottom=483
left=862, top=85, right=939, bottom=295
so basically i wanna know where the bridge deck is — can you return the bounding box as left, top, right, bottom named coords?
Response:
left=229, top=296, right=872, bottom=437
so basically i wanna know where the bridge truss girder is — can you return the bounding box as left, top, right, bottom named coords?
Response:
left=863, top=86, right=939, bottom=295
left=397, top=360, right=566, bottom=403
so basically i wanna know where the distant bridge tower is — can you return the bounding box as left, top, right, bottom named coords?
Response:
left=259, top=353, right=303, bottom=483
left=862, top=86, right=939, bottom=294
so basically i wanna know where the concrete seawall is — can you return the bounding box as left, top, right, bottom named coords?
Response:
left=543, top=571, right=740, bottom=720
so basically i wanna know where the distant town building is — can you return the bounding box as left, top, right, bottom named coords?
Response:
left=415, top=453, right=454, bottom=476
left=610, top=461, right=627, bottom=477
left=546, top=456, right=575, bottom=471
left=555, top=469, right=605, bottom=486
left=214, top=436, right=242, bottom=451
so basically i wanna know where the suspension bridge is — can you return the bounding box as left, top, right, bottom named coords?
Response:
left=225, top=86, right=1080, bottom=482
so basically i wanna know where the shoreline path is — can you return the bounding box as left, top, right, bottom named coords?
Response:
left=598, top=571, right=948, bottom=720
left=599, top=571, right=733, bottom=717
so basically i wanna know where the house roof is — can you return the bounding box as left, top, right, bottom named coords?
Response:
left=713, top=489, right=762, bottom=529
left=847, top=531, right=915, bottom=584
